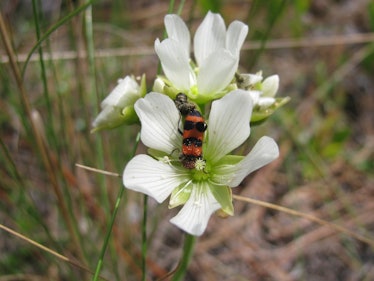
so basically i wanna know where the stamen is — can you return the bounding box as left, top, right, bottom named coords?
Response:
left=194, top=158, right=206, bottom=171
left=160, top=156, right=172, bottom=165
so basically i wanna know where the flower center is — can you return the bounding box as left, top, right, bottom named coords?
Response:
left=190, top=160, right=211, bottom=182
left=189, top=85, right=199, bottom=99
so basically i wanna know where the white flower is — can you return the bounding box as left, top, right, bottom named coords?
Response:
left=154, top=11, right=248, bottom=102
left=92, top=75, right=146, bottom=132
left=123, top=91, right=279, bottom=236
left=237, top=72, right=280, bottom=109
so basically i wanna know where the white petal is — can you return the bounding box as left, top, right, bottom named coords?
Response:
left=154, top=38, right=194, bottom=91
left=123, top=155, right=187, bottom=203
left=152, top=77, right=165, bottom=93
left=205, top=90, right=253, bottom=163
left=134, top=93, right=181, bottom=154
left=226, top=21, right=248, bottom=58
left=170, top=182, right=221, bottom=236
left=164, top=14, right=190, bottom=56
left=262, top=75, right=279, bottom=97
left=102, top=76, right=139, bottom=107
left=194, top=11, right=225, bottom=67
left=245, top=73, right=263, bottom=86
left=92, top=105, right=119, bottom=128
left=227, top=136, right=279, bottom=187
left=197, top=49, right=237, bottom=95
left=258, top=97, right=276, bottom=108
left=248, top=90, right=260, bottom=105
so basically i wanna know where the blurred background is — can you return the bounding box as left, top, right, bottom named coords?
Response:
left=0, top=0, right=373, bottom=280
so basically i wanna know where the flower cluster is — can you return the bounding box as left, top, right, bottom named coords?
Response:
left=92, top=12, right=287, bottom=236
left=154, top=12, right=248, bottom=103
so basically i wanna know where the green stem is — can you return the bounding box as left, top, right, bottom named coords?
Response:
left=167, top=0, right=175, bottom=13
left=91, top=185, right=123, bottom=281
left=141, top=195, right=148, bottom=281
left=171, top=234, right=196, bottom=281
left=92, top=132, right=140, bottom=281
left=31, top=0, right=56, bottom=143
left=176, top=0, right=186, bottom=15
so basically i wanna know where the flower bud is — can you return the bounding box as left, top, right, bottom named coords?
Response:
left=91, top=75, right=146, bottom=132
left=262, top=75, right=279, bottom=98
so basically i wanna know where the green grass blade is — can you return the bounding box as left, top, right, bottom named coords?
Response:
left=21, top=0, right=94, bottom=79
left=92, top=132, right=141, bottom=281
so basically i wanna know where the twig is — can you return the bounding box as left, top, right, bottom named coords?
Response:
left=232, top=194, right=374, bottom=249
left=0, top=224, right=109, bottom=281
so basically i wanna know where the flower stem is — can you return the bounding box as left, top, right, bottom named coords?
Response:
left=171, top=234, right=196, bottom=281
left=141, top=194, right=148, bottom=281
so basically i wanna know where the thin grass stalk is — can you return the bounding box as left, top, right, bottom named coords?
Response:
left=30, top=5, right=79, bottom=261
left=74, top=165, right=374, bottom=248
left=21, top=0, right=94, bottom=79
left=167, top=0, right=176, bottom=13
left=83, top=0, right=110, bottom=209
left=82, top=3, right=117, bottom=277
left=246, top=0, right=287, bottom=69
left=82, top=4, right=118, bottom=276
left=277, top=110, right=365, bottom=242
left=273, top=41, right=374, bottom=242
left=176, top=0, right=186, bottom=15
left=92, top=132, right=141, bottom=281
left=91, top=186, right=125, bottom=281
left=65, top=0, right=92, bottom=148
left=0, top=223, right=110, bottom=280
left=0, top=137, right=24, bottom=186
left=48, top=52, right=69, bottom=151
left=311, top=44, right=374, bottom=233
left=232, top=194, right=374, bottom=248
left=0, top=11, right=87, bottom=269
left=31, top=0, right=56, bottom=145
left=4, top=32, right=374, bottom=65
left=0, top=137, right=64, bottom=255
